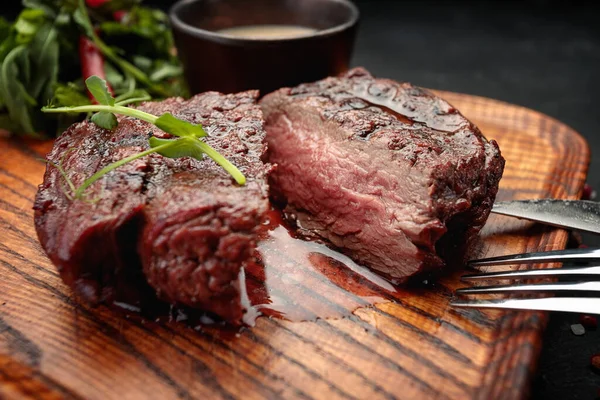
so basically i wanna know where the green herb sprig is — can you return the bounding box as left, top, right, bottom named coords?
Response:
left=42, top=76, right=245, bottom=199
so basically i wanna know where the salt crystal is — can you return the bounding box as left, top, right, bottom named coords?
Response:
left=571, top=323, right=586, bottom=336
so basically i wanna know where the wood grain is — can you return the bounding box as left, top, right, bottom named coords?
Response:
left=0, top=91, right=589, bottom=400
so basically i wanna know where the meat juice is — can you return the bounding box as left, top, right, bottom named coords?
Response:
left=112, top=209, right=402, bottom=328
left=243, top=210, right=399, bottom=324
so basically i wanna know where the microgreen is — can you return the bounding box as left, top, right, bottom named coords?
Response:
left=42, top=76, right=246, bottom=199
left=43, top=159, right=76, bottom=201
left=1, top=0, right=186, bottom=137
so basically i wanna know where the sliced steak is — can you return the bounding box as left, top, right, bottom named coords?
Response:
left=260, top=68, right=505, bottom=281
left=137, top=94, right=270, bottom=323
left=34, top=91, right=270, bottom=324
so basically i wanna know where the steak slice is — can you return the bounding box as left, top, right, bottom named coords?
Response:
left=34, top=91, right=270, bottom=324
left=260, top=68, right=505, bottom=281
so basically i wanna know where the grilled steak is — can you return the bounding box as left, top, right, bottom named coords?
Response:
left=34, top=91, right=270, bottom=324
left=261, top=68, right=505, bottom=281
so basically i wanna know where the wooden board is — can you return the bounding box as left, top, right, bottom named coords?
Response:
left=0, top=91, right=589, bottom=400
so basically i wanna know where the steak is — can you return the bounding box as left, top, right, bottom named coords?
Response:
left=34, top=91, right=270, bottom=324
left=261, top=68, right=505, bottom=281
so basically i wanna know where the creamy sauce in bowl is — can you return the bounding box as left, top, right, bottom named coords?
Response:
left=217, top=24, right=318, bottom=39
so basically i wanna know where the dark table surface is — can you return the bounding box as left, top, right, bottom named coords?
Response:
left=4, top=0, right=600, bottom=398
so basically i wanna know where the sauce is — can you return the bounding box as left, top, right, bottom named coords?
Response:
left=113, top=210, right=402, bottom=327
left=217, top=25, right=317, bottom=39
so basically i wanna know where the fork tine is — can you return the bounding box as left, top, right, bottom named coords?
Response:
left=468, top=248, right=600, bottom=266
left=457, top=281, right=600, bottom=294
left=451, top=297, right=600, bottom=314
left=461, top=265, right=600, bottom=280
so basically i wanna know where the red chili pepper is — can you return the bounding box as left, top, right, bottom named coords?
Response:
left=86, top=0, right=109, bottom=7
left=79, top=36, right=114, bottom=102
left=580, top=314, right=598, bottom=329
left=591, top=354, right=600, bottom=371
left=113, top=10, right=127, bottom=22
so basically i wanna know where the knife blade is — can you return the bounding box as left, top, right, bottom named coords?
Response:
left=491, top=199, right=600, bottom=234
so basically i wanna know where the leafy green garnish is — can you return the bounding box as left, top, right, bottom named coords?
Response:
left=44, top=159, right=76, bottom=201
left=0, top=8, right=60, bottom=136
left=0, top=46, right=39, bottom=135
left=100, top=6, right=173, bottom=57
left=113, top=89, right=151, bottom=106
left=149, top=62, right=183, bottom=83
left=28, top=23, right=59, bottom=101
left=74, top=0, right=172, bottom=97
left=85, top=76, right=118, bottom=128
left=52, top=81, right=91, bottom=107
left=42, top=76, right=245, bottom=199
left=0, top=0, right=187, bottom=137
left=154, top=113, right=207, bottom=138
left=14, top=9, right=47, bottom=44
left=86, top=75, right=114, bottom=106
left=90, top=110, right=117, bottom=130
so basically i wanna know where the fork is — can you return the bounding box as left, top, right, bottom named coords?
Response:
left=451, top=199, right=600, bottom=314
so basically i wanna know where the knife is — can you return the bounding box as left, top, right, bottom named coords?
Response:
left=491, top=199, right=600, bottom=234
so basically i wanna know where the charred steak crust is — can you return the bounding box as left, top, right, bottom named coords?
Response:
left=261, top=67, right=505, bottom=280
left=34, top=91, right=271, bottom=324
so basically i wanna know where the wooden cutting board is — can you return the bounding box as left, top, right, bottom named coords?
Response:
left=0, top=91, right=589, bottom=400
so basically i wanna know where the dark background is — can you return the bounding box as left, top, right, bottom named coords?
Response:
left=4, top=0, right=600, bottom=398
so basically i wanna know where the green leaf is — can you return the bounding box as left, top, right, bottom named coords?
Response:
left=100, top=6, right=172, bottom=56
left=14, top=9, right=45, bottom=35
left=85, top=76, right=115, bottom=106
left=19, top=44, right=32, bottom=88
left=155, top=113, right=207, bottom=138
left=0, top=35, right=17, bottom=65
left=149, top=63, right=182, bottom=82
left=132, top=55, right=152, bottom=71
left=55, top=12, right=70, bottom=26
left=28, top=23, right=59, bottom=100
left=0, top=46, right=36, bottom=134
left=72, top=7, right=94, bottom=38
left=43, top=157, right=76, bottom=200
left=104, top=62, right=125, bottom=89
left=149, top=136, right=205, bottom=160
left=53, top=82, right=91, bottom=107
left=114, top=89, right=151, bottom=106
left=75, top=1, right=167, bottom=98
left=21, top=0, right=58, bottom=18
left=14, top=9, right=46, bottom=44
left=91, top=111, right=118, bottom=130
left=150, top=135, right=245, bottom=185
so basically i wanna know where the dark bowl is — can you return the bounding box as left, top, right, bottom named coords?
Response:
left=169, top=0, right=359, bottom=95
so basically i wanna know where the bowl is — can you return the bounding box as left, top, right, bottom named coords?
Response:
left=169, top=0, right=359, bottom=95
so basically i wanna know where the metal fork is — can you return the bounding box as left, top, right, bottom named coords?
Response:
left=451, top=199, right=600, bottom=314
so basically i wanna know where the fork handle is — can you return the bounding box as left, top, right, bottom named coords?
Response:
left=469, top=247, right=600, bottom=266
